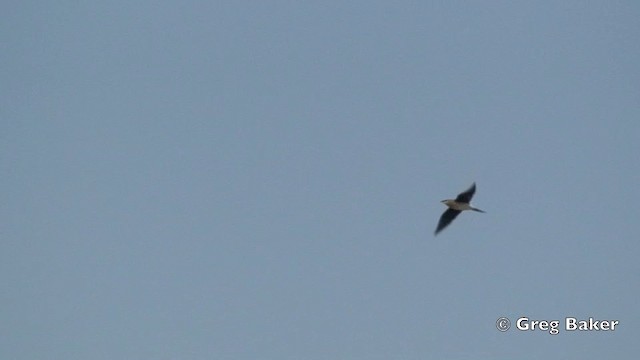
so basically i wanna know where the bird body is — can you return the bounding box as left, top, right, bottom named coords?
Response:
left=441, top=199, right=482, bottom=212
left=435, top=182, right=485, bottom=235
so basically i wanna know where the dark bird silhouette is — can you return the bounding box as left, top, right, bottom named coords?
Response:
left=435, top=182, right=485, bottom=235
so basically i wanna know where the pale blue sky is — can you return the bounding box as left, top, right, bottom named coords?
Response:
left=2, top=1, right=639, bottom=359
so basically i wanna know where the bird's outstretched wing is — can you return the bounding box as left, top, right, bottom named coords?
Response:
left=454, top=182, right=476, bottom=204
left=435, top=208, right=462, bottom=235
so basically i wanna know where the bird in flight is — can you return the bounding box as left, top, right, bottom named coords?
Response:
left=435, top=182, right=485, bottom=235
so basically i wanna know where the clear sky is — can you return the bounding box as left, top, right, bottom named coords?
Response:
left=2, top=1, right=639, bottom=359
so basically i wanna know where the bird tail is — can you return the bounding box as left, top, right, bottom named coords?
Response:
left=471, top=207, right=485, bottom=213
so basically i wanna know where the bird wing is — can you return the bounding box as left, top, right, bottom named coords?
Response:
left=435, top=208, right=462, bottom=235
left=454, top=182, right=476, bottom=203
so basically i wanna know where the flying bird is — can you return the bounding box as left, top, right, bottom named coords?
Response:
left=435, top=182, right=485, bottom=235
